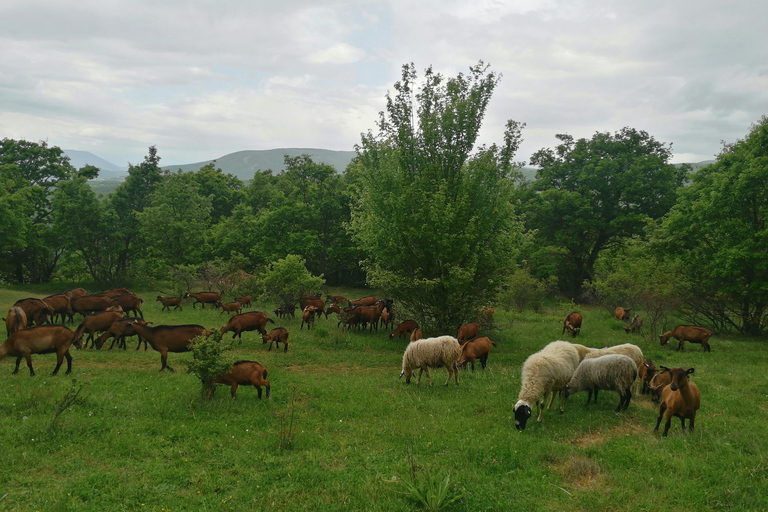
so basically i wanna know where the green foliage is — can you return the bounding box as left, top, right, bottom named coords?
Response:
left=351, top=61, right=526, bottom=331
left=520, top=128, right=687, bottom=296
left=399, top=440, right=463, bottom=511
left=259, top=254, right=325, bottom=305
left=186, top=331, right=235, bottom=398
left=498, top=267, right=549, bottom=313
left=659, top=116, right=768, bottom=335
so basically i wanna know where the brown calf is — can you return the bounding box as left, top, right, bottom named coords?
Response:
left=659, top=325, right=714, bottom=352
left=654, top=367, right=701, bottom=437
left=262, top=327, right=290, bottom=352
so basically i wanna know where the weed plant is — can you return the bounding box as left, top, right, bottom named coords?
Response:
left=0, top=287, right=767, bottom=510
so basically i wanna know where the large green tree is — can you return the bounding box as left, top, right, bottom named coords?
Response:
left=350, top=62, right=526, bottom=331
left=520, top=127, right=687, bottom=296
left=659, top=116, right=768, bottom=335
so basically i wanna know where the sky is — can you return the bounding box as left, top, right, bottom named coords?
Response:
left=1, top=0, right=766, bottom=168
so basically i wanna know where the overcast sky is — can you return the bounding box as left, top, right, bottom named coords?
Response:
left=1, top=0, right=766, bottom=168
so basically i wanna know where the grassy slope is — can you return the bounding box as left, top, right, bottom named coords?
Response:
left=1, top=288, right=766, bottom=511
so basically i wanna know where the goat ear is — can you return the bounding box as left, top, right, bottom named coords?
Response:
left=686, top=368, right=695, bottom=375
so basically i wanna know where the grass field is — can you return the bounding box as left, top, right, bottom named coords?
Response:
left=1, top=287, right=767, bottom=511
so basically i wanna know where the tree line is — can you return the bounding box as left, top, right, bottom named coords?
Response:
left=2, top=61, right=767, bottom=335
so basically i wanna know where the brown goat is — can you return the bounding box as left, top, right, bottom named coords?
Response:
left=71, top=294, right=119, bottom=318
left=184, top=291, right=222, bottom=309
left=301, top=306, right=320, bottom=330
left=262, top=327, right=290, bottom=352
left=94, top=317, right=152, bottom=350
left=659, top=325, right=714, bottom=352
left=562, top=312, right=582, bottom=337
left=0, top=325, right=79, bottom=376
left=654, top=367, right=701, bottom=437
left=220, top=312, right=275, bottom=342
left=43, top=294, right=73, bottom=323
left=217, top=301, right=243, bottom=315
left=64, top=287, right=89, bottom=300
left=349, top=296, right=378, bottom=307
left=273, top=303, right=296, bottom=319
left=457, top=336, right=497, bottom=371
left=75, top=311, right=127, bottom=348
left=101, top=288, right=132, bottom=296
left=409, top=328, right=423, bottom=342
left=457, top=322, right=481, bottom=343
left=300, top=298, right=326, bottom=315
left=211, top=361, right=270, bottom=399
left=648, top=369, right=673, bottom=404
left=111, top=294, right=144, bottom=319
left=624, top=314, right=643, bottom=334
left=325, top=303, right=342, bottom=319
left=13, top=298, right=53, bottom=326
left=389, top=320, right=419, bottom=341
left=615, top=307, right=631, bottom=322
left=235, top=295, right=252, bottom=308
left=326, top=295, right=347, bottom=304
left=157, top=296, right=183, bottom=311
left=127, top=323, right=212, bottom=371
left=638, top=358, right=657, bottom=394
left=4, top=307, right=28, bottom=336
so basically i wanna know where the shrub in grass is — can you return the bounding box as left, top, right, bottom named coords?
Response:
left=186, top=331, right=235, bottom=398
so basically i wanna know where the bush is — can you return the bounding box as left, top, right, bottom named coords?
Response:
left=186, top=331, right=235, bottom=398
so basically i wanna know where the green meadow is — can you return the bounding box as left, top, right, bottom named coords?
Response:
left=1, top=287, right=767, bottom=511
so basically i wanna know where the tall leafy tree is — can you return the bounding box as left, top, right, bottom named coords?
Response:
left=520, top=128, right=687, bottom=296
left=185, top=162, right=244, bottom=223
left=350, top=62, right=526, bottom=331
left=0, top=139, right=78, bottom=283
left=659, top=116, right=768, bottom=335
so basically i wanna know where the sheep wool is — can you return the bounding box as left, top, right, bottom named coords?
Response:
left=565, top=354, right=638, bottom=412
left=514, top=341, right=580, bottom=430
left=582, top=343, right=644, bottom=368
left=400, top=335, right=462, bottom=386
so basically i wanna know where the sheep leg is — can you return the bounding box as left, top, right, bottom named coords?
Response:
left=558, top=389, right=566, bottom=413
left=536, top=400, right=544, bottom=423
left=546, top=391, right=557, bottom=410
left=424, top=367, right=433, bottom=386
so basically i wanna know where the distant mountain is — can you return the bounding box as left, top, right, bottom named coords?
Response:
left=162, top=148, right=357, bottom=179
left=64, top=150, right=126, bottom=178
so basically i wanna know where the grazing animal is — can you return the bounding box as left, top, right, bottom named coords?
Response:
left=4, top=307, right=28, bottom=337
left=0, top=325, right=79, bottom=376
left=71, top=294, right=119, bottom=318
left=217, top=301, right=243, bottom=315
left=94, top=317, right=152, bottom=350
left=456, top=336, right=497, bottom=371
left=13, top=298, right=54, bottom=326
left=235, top=295, right=252, bottom=308
left=410, top=328, right=423, bottom=342
left=648, top=369, right=673, bottom=404
left=211, top=361, right=270, bottom=399
left=564, top=354, right=638, bottom=411
left=380, top=307, right=392, bottom=329
left=184, top=291, right=222, bottom=309
left=262, top=327, right=290, bottom=352
left=273, top=303, right=296, bottom=319
left=127, top=323, right=211, bottom=372
left=75, top=311, right=127, bottom=348
left=654, top=367, right=701, bottom=437
left=389, top=320, right=419, bottom=341
left=101, top=288, right=132, bottom=296
left=43, top=294, right=73, bottom=323
left=624, top=314, right=643, bottom=334
left=301, top=306, right=320, bottom=330
left=299, top=297, right=326, bottom=315
left=513, top=341, right=580, bottom=430
left=457, top=322, right=480, bottom=343
left=349, top=296, right=378, bottom=307
left=220, top=312, right=275, bottom=342
left=568, top=343, right=594, bottom=361
left=659, top=325, right=714, bottom=352
left=582, top=343, right=644, bottom=370
left=562, top=312, right=583, bottom=336
left=326, top=295, right=347, bottom=305
left=638, top=358, right=657, bottom=394
left=399, top=335, right=462, bottom=386
left=63, top=287, right=89, bottom=300
left=156, top=296, right=183, bottom=311
left=325, top=303, right=342, bottom=319
left=615, top=307, right=631, bottom=322
left=111, top=294, right=144, bottom=319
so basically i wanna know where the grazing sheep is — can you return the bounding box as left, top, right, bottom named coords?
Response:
left=513, top=341, right=580, bottom=430
left=569, top=343, right=594, bottom=361
left=564, top=354, right=638, bottom=412
left=399, top=335, right=462, bottom=386
left=654, top=367, right=700, bottom=437
left=457, top=336, right=496, bottom=371
left=582, top=343, right=644, bottom=369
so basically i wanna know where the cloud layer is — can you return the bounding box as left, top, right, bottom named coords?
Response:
left=1, top=0, right=766, bottom=167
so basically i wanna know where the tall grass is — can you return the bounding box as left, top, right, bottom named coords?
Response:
left=1, top=288, right=767, bottom=511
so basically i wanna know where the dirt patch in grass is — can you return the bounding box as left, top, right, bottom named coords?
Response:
left=554, top=454, right=604, bottom=490
left=571, top=421, right=649, bottom=447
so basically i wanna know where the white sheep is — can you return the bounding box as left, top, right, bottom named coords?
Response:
left=513, top=340, right=580, bottom=430
left=564, top=354, right=639, bottom=412
left=399, top=335, right=462, bottom=386
left=582, top=343, right=644, bottom=368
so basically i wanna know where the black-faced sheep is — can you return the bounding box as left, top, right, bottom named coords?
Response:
left=564, top=354, right=638, bottom=412
left=513, top=341, right=580, bottom=430
left=399, top=335, right=462, bottom=386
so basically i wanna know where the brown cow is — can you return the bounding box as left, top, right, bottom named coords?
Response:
left=0, top=325, right=79, bottom=376
left=659, top=325, right=714, bottom=352
left=4, top=307, right=28, bottom=337
left=457, top=322, right=480, bottom=343
left=220, top=312, right=275, bottom=342
left=654, top=367, right=700, bottom=437
left=615, top=307, right=631, bottom=322
left=262, top=327, right=290, bottom=352
left=184, top=291, right=222, bottom=309
left=562, top=312, right=582, bottom=336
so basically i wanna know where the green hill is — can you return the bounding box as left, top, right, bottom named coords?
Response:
left=162, top=148, right=357, bottom=179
